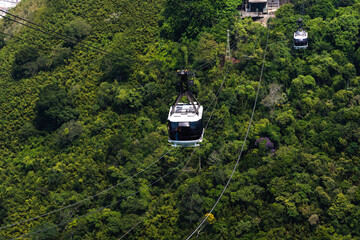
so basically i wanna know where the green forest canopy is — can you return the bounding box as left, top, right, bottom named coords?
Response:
left=0, top=0, right=360, bottom=239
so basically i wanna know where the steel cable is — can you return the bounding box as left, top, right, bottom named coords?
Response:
left=186, top=18, right=271, bottom=240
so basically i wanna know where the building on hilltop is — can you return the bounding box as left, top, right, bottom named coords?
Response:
left=239, top=0, right=288, bottom=18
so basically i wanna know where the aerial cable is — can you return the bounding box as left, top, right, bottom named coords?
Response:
left=114, top=36, right=241, bottom=238
left=2, top=1, right=214, bottom=237
left=194, top=40, right=237, bottom=73
left=10, top=149, right=196, bottom=240
left=0, top=148, right=173, bottom=231
left=117, top=65, right=232, bottom=238
left=0, top=8, right=230, bottom=232
left=2, top=16, right=73, bottom=43
left=186, top=18, right=271, bottom=240
left=212, top=32, right=262, bottom=132
left=0, top=9, right=79, bottom=43
left=0, top=11, right=132, bottom=63
left=13, top=19, right=245, bottom=240
left=2, top=15, right=111, bottom=56
left=21, top=76, right=211, bottom=238
left=5, top=7, right=244, bottom=239
left=115, top=24, right=265, bottom=237
left=0, top=31, right=12, bottom=37
left=117, top=147, right=199, bottom=240
left=116, top=52, right=236, bottom=240
left=203, top=64, right=232, bottom=132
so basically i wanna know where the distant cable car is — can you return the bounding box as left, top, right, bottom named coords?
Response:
left=168, top=69, right=204, bottom=147
left=294, top=30, right=308, bottom=49
left=294, top=19, right=308, bottom=49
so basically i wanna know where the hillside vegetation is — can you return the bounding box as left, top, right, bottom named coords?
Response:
left=1, top=0, right=360, bottom=239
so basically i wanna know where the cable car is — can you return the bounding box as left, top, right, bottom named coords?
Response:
left=294, top=30, right=308, bottom=49
left=168, top=70, right=204, bottom=147
left=294, top=19, right=308, bottom=49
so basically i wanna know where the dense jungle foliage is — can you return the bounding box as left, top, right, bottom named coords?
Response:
left=1, top=0, right=360, bottom=239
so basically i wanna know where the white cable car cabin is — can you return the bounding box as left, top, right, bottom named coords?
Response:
left=294, top=18, right=308, bottom=49
left=168, top=103, right=204, bottom=147
left=294, top=30, right=308, bottom=49
left=168, top=70, right=204, bottom=147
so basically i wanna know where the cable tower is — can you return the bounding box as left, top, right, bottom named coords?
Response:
left=226, top=29, right=231, bottom=60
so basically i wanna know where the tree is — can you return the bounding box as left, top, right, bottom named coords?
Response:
left=100, top=50, right=134, bottom=82
left=328, top=14, right=360, bottom=54
left=54, top=120, right=83, bottom=147
left=179, top=182, right=204, bottom=225
left=310, top=0, right=335, bottom=19
left=30, top=223, right=59, bottom=240
left=12, top=46, right=49, bottom=80
left=64, top=17, right=91, bottom=41
left=195, top=32, right=225, bottom=65
left=34, top=84, right=79, bottom=131
left=260, top=83, right=287, bottom=110
left=51, top=45, right=72, bottom=68
left=161, top=0, right=241, bottom=41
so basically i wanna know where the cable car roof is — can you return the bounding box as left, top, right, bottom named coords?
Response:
left=295, top=31, right=307, bottom=36
left=168, top=103, right=203, bottom=122
left=294, top=30, right=307, bottom=38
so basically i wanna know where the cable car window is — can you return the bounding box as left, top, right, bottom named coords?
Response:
left=294, top=39, right=308, bottom=46
left=168, top=120, right=203, bottom=141
left=190, top=120, right=202, bottom=130
left=179, top=122, right=190, bottom=127
left=170, top=122, right=178, bottom=131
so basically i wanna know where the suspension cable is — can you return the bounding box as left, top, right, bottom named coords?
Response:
left=3, top=6, right=250, bottom=239
left=117, top=147, right=199, bottom=240
left=115, top=66, right=231, bottom=239
left=212, top=27, right=262, bottom=132
left=0, top=11, right=134, bottom=65
left=10, top=149, right=195, bottom=240
left=2, top=15, right=111, bottom=55
left=0, top=8, right=231, bottom=235
left=114, top=31, right=243, bottom=239
left=0, top=148, right=172, bottom=231
left=186, top=18, right=271, bottom=240
left=0, top=9, right=79, bottom=43
left=0, top=31, right=12, bottom=37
